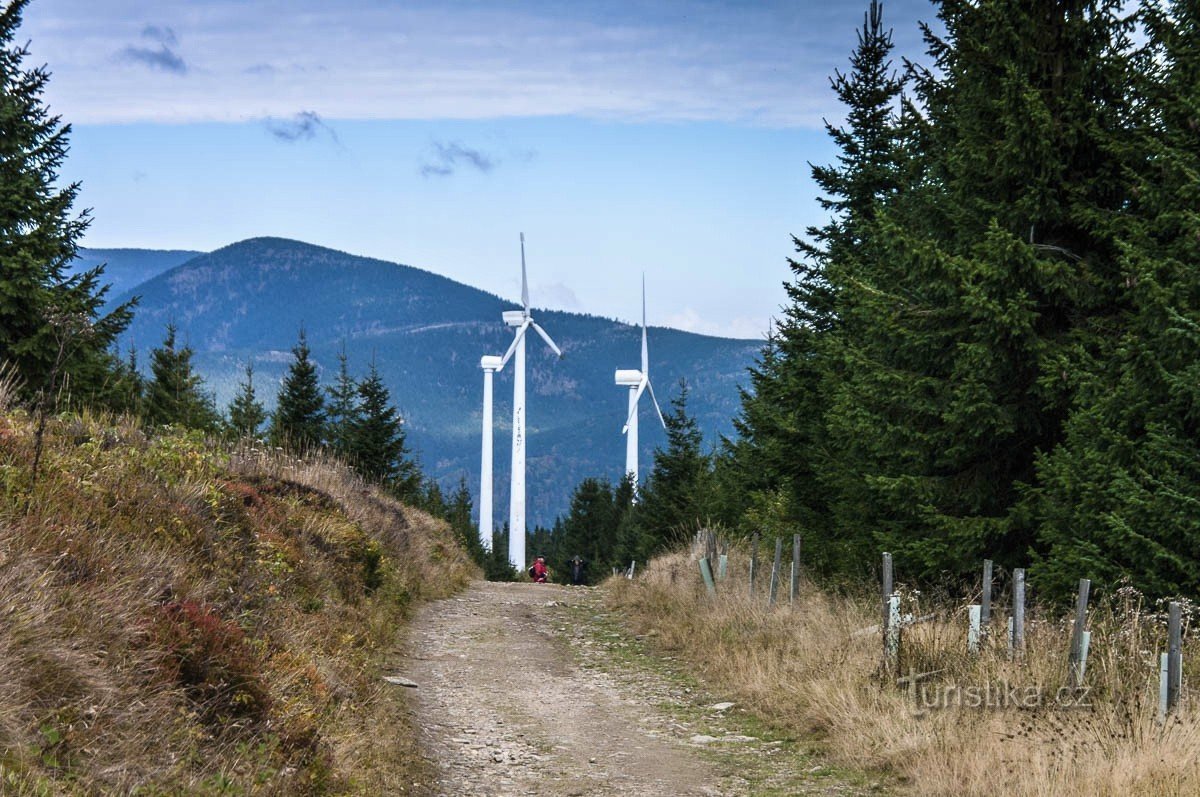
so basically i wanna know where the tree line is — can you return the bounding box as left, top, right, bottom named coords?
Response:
left=710, top=0, right=1200, bottom=601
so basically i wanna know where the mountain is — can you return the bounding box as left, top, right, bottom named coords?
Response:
left=112, top=237, right=762, bottom=526
left=71, top=247, right=203, bottom=298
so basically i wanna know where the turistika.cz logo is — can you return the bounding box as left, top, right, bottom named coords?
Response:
left=898, top=668, right=1094, bottom=718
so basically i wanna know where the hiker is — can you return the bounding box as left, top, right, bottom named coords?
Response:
left=570, top=555, right=586, bottom=586
left=528, top=555, right=549, bottom=583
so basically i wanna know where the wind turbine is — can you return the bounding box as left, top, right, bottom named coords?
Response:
left=477, top=354, right=503, bottom=552
left=614, top=277, right=666, bottom=493
left=499, top=233, right=562, bottom=570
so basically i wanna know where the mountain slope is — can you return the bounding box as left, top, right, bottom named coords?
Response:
left=71, top=247, right=203, bottom=298
left=114, top=237, right=761, bottom=526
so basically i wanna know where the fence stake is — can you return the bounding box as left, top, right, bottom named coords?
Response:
left=968, top=604, right=981, bottom=655
left=1068, top=578, right=1091, bottom=688
left=627, top=561, right=636, bottom=579
left=885, top=594, right=901, bottom=671
left=768, top=537, right=783, bottom=606
left=698, top=557, right=716, bottom=595
left=717, top=553, right=728, bottom=580
left=1168, top=601, right=1182, bottom=715
left=790, top=533, right=801, bottom=604
left=1012, top=568, right=1026, bottom=658
left=1079, top=630, right=1091, bottom=682
left=1160, top=652, right=1171, bottom=723
left=882, top=552, right=894, bottom=635
left=981, top=559, right=993, bottom=629
left=749, top=532, right=760, bottom=597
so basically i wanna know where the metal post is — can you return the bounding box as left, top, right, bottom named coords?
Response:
left=1012, top=568, right=1026, bottom=658
left=1068, top=578, right=1091, bottom=688
left=1168, top=601, right=1182, bottom=714
left=968, top=604, right=981, bottom=655
left=698, top=557, right=716, bottom=595
left=768, top=537, right=783, bottom=606
left=749, top=532, right=760, bottom=597
left=790, top=533, right=801, bottom=604
left=1160, top=652, right=1170, bottom=723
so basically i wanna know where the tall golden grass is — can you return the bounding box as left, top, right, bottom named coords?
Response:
left=0, top=406, right=478, bottom=794
left=608, top=546, right=1200, bottom=796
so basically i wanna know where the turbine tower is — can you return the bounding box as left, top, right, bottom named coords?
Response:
left=614, top=277, right=666, bottom=492
left=477, top=354, right=503, bottom=552
left=499, top=233, right=561, bottom=570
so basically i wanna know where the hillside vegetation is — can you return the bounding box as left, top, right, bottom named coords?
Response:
left=610, top=547, right=1200, bottom=796
left=0, top=377, right=477, bottom=794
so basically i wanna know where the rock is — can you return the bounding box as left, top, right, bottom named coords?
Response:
left=708, top=701, right=736, bottom=712
left=383, top=675, right=419, bottom=688
left=721, top=734, right=757, bottom=743
left=689, top=734, right=719, bottom=745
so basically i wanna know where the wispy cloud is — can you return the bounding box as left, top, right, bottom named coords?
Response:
left=264, top=110, right=339, bottom=144
left=419, top=141, right=496, bottom=178
left=117, top=24, right=187, bottom=75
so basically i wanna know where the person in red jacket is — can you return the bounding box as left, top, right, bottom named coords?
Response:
left=528, top=555, right=548, bottom=583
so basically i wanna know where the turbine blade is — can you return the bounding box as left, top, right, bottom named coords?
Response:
left=531, top=322, right=562, bottom=357
left=499, top=320, right=530, bottom=368
left=622, top=380, right=648, bottom=433
left=520, top=233, right=530, bottom=312
left=646, top=378, right=666, bottom=428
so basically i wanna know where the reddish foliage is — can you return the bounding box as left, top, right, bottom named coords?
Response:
left=153, top=600, right=272, bottom=726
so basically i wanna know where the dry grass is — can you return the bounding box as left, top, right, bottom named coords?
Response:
left=0, top=408, right=478, bottom=794
left=608, top=546, right=1200, bottom=796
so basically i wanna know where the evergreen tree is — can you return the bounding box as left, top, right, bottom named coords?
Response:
left=446, top=477, right=485, bottom=566
left=144, top=324, right=220, bottom=431
left=557, top=478, right=617, bottom=577
left=269, top=329, right=325, bottom=450
left=1030, top=0, right=1200, bottom=599
left=0, top=0, right=133, bottom=398
left=636, top=381, right=712, bottom=554
left=349, top=361, right=420, bottom=497
left=325, top=344, right=360, bottom=457
left=227, top=362, right=267, bottom=438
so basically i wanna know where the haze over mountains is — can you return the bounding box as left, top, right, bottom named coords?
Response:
left=74, top=238, right=762, bottom=526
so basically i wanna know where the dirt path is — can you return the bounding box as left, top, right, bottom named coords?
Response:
left=398, top=580, right=877, bottom=796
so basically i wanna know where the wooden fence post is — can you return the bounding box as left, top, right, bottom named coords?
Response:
left=1011, top=568, right=1026, bottom=658
left=882, top=552, right=894, bottom=632
left=768, top=537, right=783, bottom=606
left=790, top=533, right=801, bottom=604
left=749, top=532, right=760, bottom=597
left=1168, top=601, right=1182, bottom=715
left=981, top=559, right=993, bottom=630
left=1068, top=578, right=1091, bottom=688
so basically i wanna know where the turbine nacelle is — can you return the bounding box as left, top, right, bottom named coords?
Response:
left=615, top=369, right=642, bottom=386
left=481, top=355, right=503, bottom=371
left=502, top=310, right=526, bottom=327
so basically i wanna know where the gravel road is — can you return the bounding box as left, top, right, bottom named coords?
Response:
left=399, top=580, right=875, bottom=796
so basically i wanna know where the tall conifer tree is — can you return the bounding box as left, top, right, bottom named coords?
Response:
left=269, top=329, right=325, bottom=450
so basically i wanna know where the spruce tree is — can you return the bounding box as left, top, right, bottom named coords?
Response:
left=0, top=0, right=133, bottom=397
left=1030, top=0, right=1200, bottom=599
left=325, top=345, right=360, bottom=457
left=227, top=362, right=266, bottom=438
left=349, top=361, right=419, bottom=497
left=636, top=381, right=711, bottom=551
left=269, top=329, right=325, bottom=450
left=144, top=324, right=220, bottom=431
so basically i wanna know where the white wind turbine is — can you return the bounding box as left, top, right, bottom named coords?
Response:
left=614, top=277, right=666, bottom=493
left=497, top=233, right=561, bottom=570
left=477, top=353, right=503, bottom=552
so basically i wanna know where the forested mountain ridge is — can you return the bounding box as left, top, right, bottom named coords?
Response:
left=107, top=236, right=760, bottom=526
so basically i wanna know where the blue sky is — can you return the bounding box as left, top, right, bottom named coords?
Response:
left=18, top=0, right=935, bottom=338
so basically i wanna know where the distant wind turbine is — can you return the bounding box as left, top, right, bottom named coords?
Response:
left=477, top=353, right=503, bottom=552
left=614, top=277, right=666, bottom=494
left=498, top=233, right=561, bottom=570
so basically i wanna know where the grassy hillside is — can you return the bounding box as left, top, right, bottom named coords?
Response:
left=0, top=377, right=477, bottom=794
